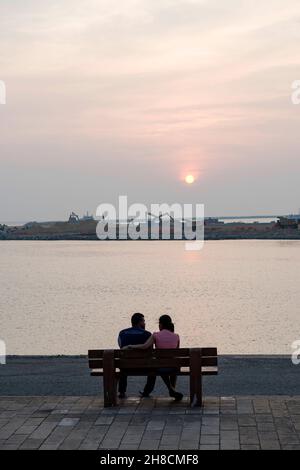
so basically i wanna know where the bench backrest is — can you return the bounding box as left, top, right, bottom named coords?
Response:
left=88, top=348, right=217, bottom=370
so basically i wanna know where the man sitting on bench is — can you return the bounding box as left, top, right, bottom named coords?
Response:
left=124, top=314, right=183, bottom=401
left=118, top=312, right=154, bottom=399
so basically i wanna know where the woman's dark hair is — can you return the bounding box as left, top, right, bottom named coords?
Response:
left=159, top=314, right=174, bottom=332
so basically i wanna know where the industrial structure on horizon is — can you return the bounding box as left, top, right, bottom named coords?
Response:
left=277, top=210, right=300, bottom=229
left=68, top=211, right=94, bottom=223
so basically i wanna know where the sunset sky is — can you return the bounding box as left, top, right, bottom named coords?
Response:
left=1, top=0, right=300, bottom=221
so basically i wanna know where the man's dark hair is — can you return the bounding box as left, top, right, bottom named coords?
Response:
left=131, top=312, right=144, bottom=327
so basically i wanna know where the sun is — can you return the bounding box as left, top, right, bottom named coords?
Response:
left=185, top=174, right=195, bottom=184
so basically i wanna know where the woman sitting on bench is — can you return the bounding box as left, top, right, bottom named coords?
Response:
left=123, top=314, right=183, bottom=401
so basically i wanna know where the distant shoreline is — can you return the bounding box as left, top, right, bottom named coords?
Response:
left=1, top=236, right=300, bottom=240
left=1, top=220, right=300, bottom=240
left=1, top=229, right=300, bottom=240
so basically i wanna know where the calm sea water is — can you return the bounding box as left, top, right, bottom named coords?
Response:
left=0, top=240, right=299, bottom=355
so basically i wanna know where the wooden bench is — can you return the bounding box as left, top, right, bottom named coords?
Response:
left=88, top=347, right=218, bottom=407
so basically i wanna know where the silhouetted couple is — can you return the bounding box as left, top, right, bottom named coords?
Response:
left=118, top=312, right=183, bottom=401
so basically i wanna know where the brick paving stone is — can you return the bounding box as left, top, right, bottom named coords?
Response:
left=202, top=417, right=219, bottom=427
left=142, top=430, right=163, bottom=440
left=0, top=419, right=9, bottom=430
left=58, top=417, right=80, bottom=427
left=238, top=415, right=256, bottom=427
left=220, top=417, right=238, bottom=430
left=201, top=425, right=220, bottom=435
left=220, top=430, right=240, bottom=441
left=221, top=440, right=240, bottom=450
left=146, top=420, right=165, bottom=431
left=257, top=422, right=276, bottom=432
left=160, top=428, right=180, bottom=438
left=79, top=442, right=99, bottom=450
left=281, top=444, right=300, bottom=450
left=278, top=434, right=300, bottom=446
left=15, top=425, right=39, bottom=436
left=59, top=438, right=84, bottom=450
left=241, top=445, right=260, bottom=450
left=0, top=417, right=28, bottom=439
left=160, top=436, right=180, bottom=448
left=179, top=443, right=198, bottom=450
left=5, top=434, right=28, bottom=447
left=0, top=411, right=17, bottom=418
left=1, top=396, right=300, bottom=450
left=139, top=439, right=160, bottom=450
left=19, top=438, right=46, bottom=450
left=121, top=426, right=145, bottom=446
left=199, top=444, right=220, bottom=450
left=255, top=414, right=274, bottom=423
left=119, top=444, right=140, bottom=450
left=99, top=439, right=122, bottom=449
left=39, top=426, right=75, bottom=448
left=159, top=445, right=179, bottom=450
left=100, top=423, right=128, bottom=449
left=253, top=399, right=271, bottom=414
left=24, top=417, right=45, bottom=426
left=200, top=435, right=219, bottom=445
left=260, top=440, right=280, bottom=450
left=239, top=426, right=259, bottom=445
left=79, top=425, right=109, bottom=449
left=236, top=399, right=254, bottom=413
left=60, top=422, right=93, bottom=443
left=0, top=444, right=21, bottom=450
left=29, top=421, right=59, bottom=440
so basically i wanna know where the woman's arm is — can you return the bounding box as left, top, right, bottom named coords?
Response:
left=126, top=335, right=154, bottom=350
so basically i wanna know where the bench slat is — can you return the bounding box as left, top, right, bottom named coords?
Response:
left=90, top=367, right=218, bottom=377
left=201, top=357, right=218, bottom=367
left=88, top=347, right=217, bottom=361
left=201, top=348, right=217, bottom=357
left=117, top=349, right=191, bottom=358
left=118, top=358, right=184, bottom=368
left=88, top=350, right=105, bottom=359
left=89, top=355, right=217, bottom=369
left=89, top=359, right=104, bottom=369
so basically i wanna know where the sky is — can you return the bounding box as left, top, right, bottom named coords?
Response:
left=0, top=0, right=300, bottom=222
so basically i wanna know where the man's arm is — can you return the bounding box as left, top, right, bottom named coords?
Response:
left=125, top=335, right=154, bottom=350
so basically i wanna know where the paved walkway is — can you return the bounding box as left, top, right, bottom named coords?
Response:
left=2, top=356, right=299, bottom=396
left=1, top=396, right=300, bottom=450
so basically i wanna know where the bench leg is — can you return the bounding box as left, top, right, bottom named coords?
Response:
left=103, top=350, right=117, bottom=407
left=189, top=348, right=202, bottom=407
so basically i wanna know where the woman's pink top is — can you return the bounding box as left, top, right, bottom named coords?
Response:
left=153, top=330, right=180, bottom=349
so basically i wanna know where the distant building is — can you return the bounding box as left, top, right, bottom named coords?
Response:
left=68, top=212, right=80, bottom=223
left=0, top=224, right=8, bottom=232
left=81, top=211, right=94, bottom=221
left=286, top=213, right=300, bottom=221
left=204, top=217, right=224, bottom=226
left=68, top=211, right=94, bottom=223
left=278, top=214, right=300, bottom=228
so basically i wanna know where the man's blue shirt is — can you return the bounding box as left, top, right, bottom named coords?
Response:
left=118, top=327, right=151, bottom=348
